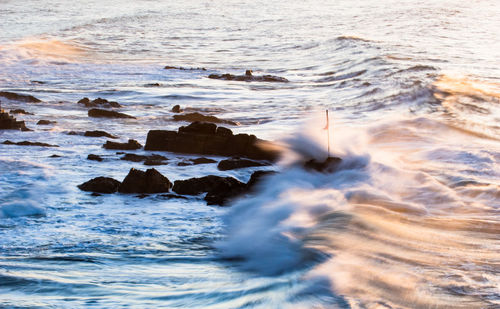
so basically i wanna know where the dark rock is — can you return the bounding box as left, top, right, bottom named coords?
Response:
left=172, top=175, right=244, bottom=198
left=37, top=119, right=56, bottom=125
left=67, top=131, right=80, bottom=136
left=158, top=193, right=188, bottom=200
left=177, top=162, right=192, bottom=166
left=78, top=97, right=121, bottom=108
left=49, top=154, right=62, bottom=158
left=78, top=176, right=121, bottom=194
left=145, top=83, right=161, bottom=87
left=103, top=139, right=142, bottom=150
left=164, top=66, right=206, bottom=71
left=145, top=122, right=279, bottom=161
left=31, top=80, right=45, bottom=84
left=0, top=91, right=41, bottom=103
left=88, top=109, right=135, bottom=119
left=204, top=177, right=247, bottom=206
left=0, top=110, right=30, bottom=131
left=171, top=105, right=181, bottom=113
left=91, top=192, right=102, bottom=197
left=87, top=154, right=103, bottom=162
left=10, top=109, right=33, bottom=115
left=84, top=130, right=117, bottom=138
left=217, top=158, right=270, bottom=171
left=173, top=112, right=238, bottom=125
left=191, top=157, right=217, bottom=165
left=120, top=153, right=167, bottom=163
left=247, top=170, right=277, bottom=190
left=2, top=140, right=58, bottom=147
left=144, top=159, right=168, bottom=166
left=216, top=126, right=233, bottom=136
left=208, top=70, right=288, bottom=83
left=303, top=156, right=342, bottom=172
left=118, top=168, right=172, bottom=194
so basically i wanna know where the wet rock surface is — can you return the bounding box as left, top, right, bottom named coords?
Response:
left=37, top=120, right=56, bottom=125
left=217, top=158, right=270, bottom=171
left=208, top=70, right=288, bottom=83
left=164, top=66, right=206, bottom=71
left=177, top=157, right=216, bottom=166
left=172, top=175, right=246, bottom=205
left=303, top=156, right=342, bottom=172
left=173, top=112, right=238, bottom=125
left=78, top=97, right=122, bottom=108
left=145, top=122, right=279, bottom=161
left=2, top=140, right=58, bottom=147
left=103, top=139, right=142, bottom=150
left=118, top=168, right=172, bottom=194
left=9, top=109, right=33, bottom=115
left=88, top=109, right=135, bottom=119
left=78, top=176, right=121, bottom=194
left=0, top=110, right=30, bottom=131
left=84, top=130, right=118, bottom=138
left=0, top=91, right=41, bottom=103
left=120, top=153, right=168, bottom=163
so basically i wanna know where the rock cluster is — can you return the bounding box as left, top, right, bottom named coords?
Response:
left=208, top=70, right=288, bottom=83
left=145, top=122, right=279, bottom=162
left=103, top=139, right=142, bottom=150
left=78, top=97, right=121, bottom=108
left=0, top=109, right=30, bottom=131
left=172, top=112, right=238, bottom=125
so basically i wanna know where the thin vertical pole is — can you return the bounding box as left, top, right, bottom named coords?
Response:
left=326, top=110, right=330, bottom=157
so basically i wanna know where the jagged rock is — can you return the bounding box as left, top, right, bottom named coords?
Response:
left=78, top=97, right=121, bottom=108
left=171, top=105, right=181, bottom=113
left=84, top=130, right=117, bottom=138
left=2, top=140, right=58, bottom=147
left=10, top=109, right=33, bottom=115
left=37, top=120, right=56, bottom=125
left=0, top=110, right=30, bottom=131
left=120, top=153, right=167, bottom=163
left=87, top=154, right=103, bottom=162
left=217, top=158, right=270, bottom=171
left=78, top=176, right=121, bottom=194
left=173, top=112, right=238, bottom=125
left=88, top=109, right=135, bottom=119
left=0, top=91, right=41, bottom=102
left=172, top=175, right=245, bottom=204
left=118, top=168, right=172, bottom=194
left=208, top=70, right=288, bottom=83
left=303, top=157, right=342, bottom=172
left=145, top=122, right=279, bottom=161
left=103, top=139, right=142, bottom=150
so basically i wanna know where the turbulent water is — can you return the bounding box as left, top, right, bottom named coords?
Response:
left=0, top=0, right=499, bottom=308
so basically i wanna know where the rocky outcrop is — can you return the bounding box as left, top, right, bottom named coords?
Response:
left=172, top=175, right=246, bottom=205
left=173, top=112, right=238, bottom=125
left=0, top=110, right=30, bottom=131
left=0, top=91, right=41, bottom=103
left=217, top=158, right=270, bottom=171
left=103, top=139, right=142, bottom=150
left=88, top=109, right=135, bottom=119
left=2, top=140, right=58, bottom=147
left=78, top=97, right=121, bottom=108
left=145, top=122, right=279, bottom=162
left=10, top=109, right=33, bottom=115
left=118, top=168, right=172, bottom=194
left=78, top=177, right=121, bottom=193
left=84, top=130, right=117, bottom=138
left=208, top=70, right=288, bottom=83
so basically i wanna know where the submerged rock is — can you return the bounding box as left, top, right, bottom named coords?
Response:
left=88, top=108, right=135, bottom=119
left=78, top=97, right=121, bottom=108
left=10, top=109, right=33, bottom=115
left=164, top=66, right=206, bottom=71
left=36, top=120, right=56, bottom=125
left=145, top=121, right=279, bottom=161
left=171, top=105, right=181, bottom=113
left=173, top=112, right=238, bottom=125
left=78, top=176, right=121, bottom=194
left=2, top=140, right=58, bottom=147
left=87, top=154, right=103, bottom=162
left=217, top=158, right=270, bottom=171
left=118, top=168, right=172, bottom=194
left=0, top=91, right=41, bottom=103
left=84, top=130, right=117, bottom=139
left=103, top=139, right=142, bottom=150
left=120, top=153, right=167, bottom=163
left=208, top=70, right=288, bottom=83
left=303, top=156, right=342, bottom=172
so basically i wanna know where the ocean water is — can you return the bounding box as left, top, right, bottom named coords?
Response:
left=0, top=0, right=499, bottom=308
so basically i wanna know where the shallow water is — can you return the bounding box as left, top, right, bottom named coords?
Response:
left=0, top=0, right=499, bottom=308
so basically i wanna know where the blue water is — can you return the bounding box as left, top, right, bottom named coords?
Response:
left=0, top=0, right=499, bottom=308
